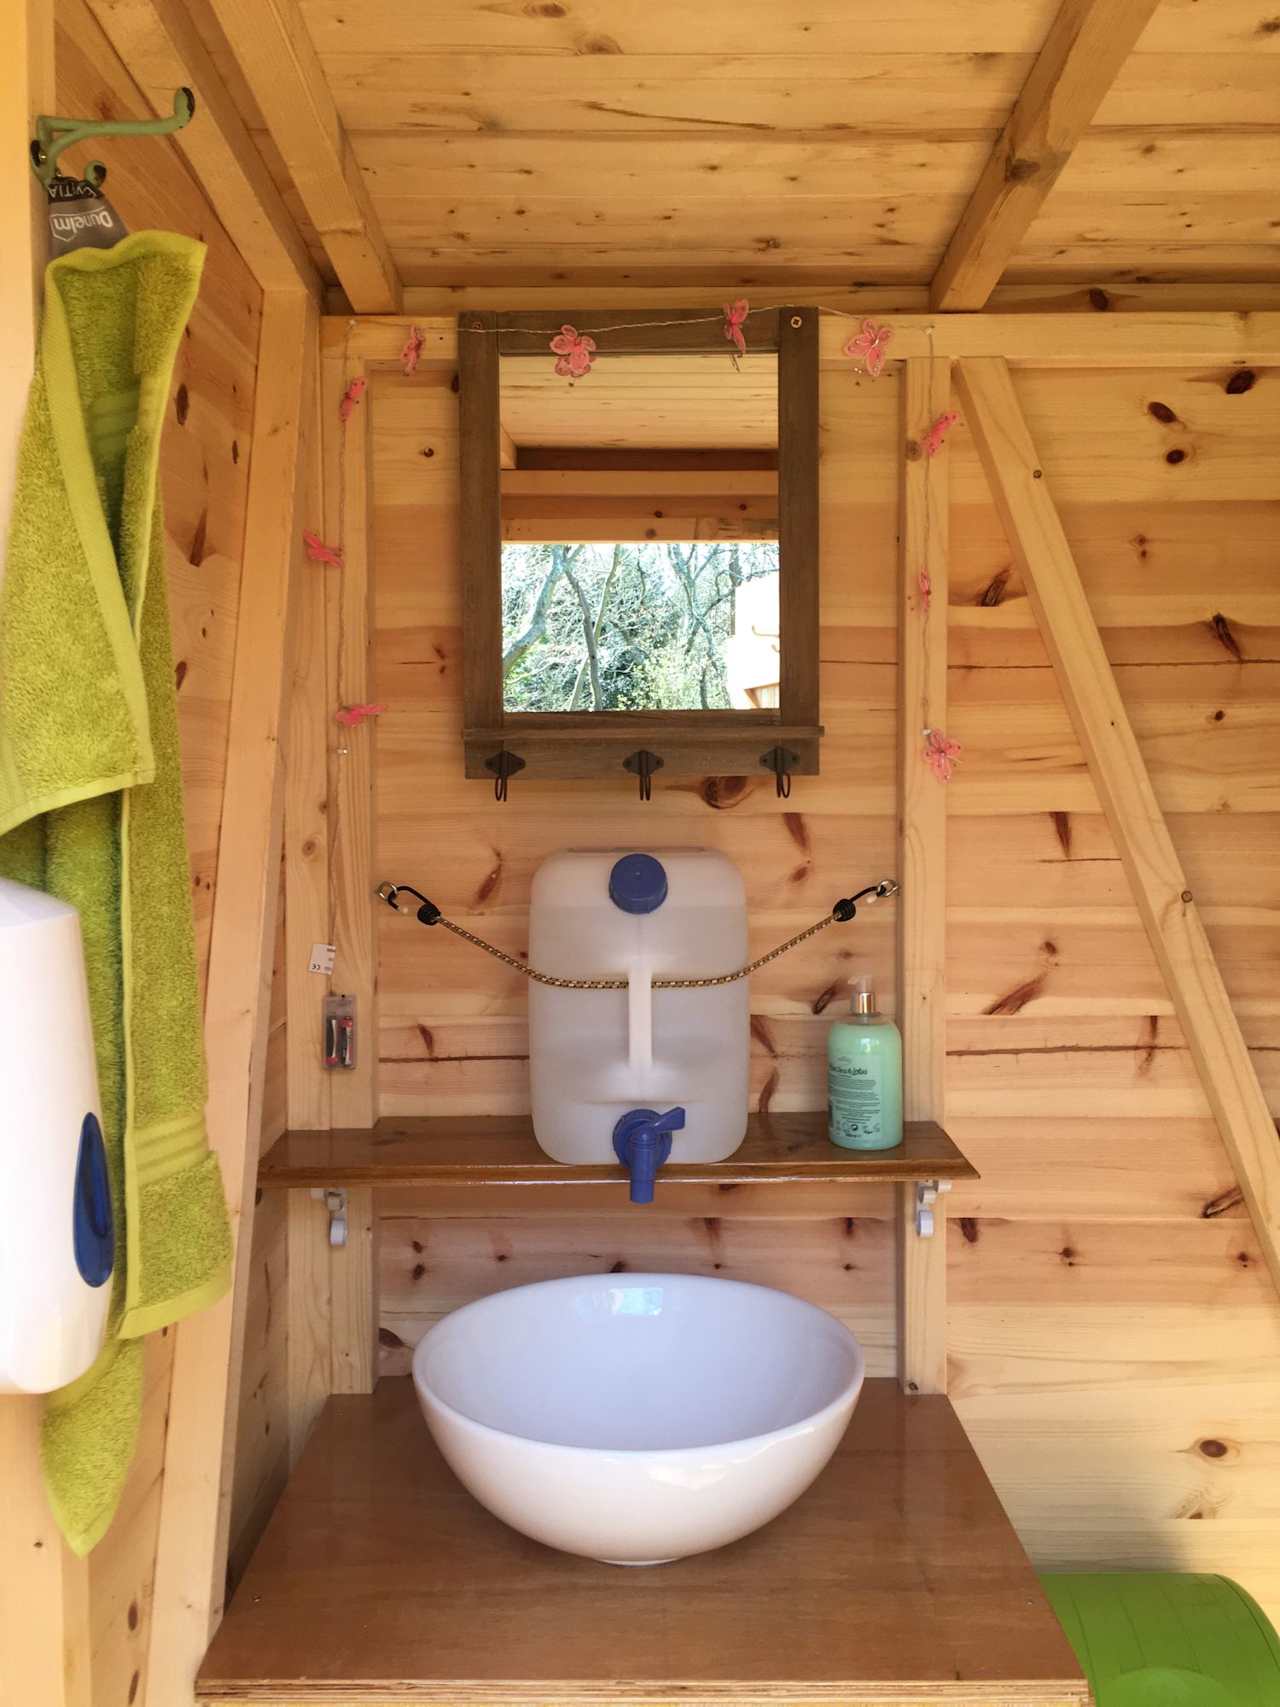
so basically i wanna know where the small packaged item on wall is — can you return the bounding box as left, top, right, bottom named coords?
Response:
left=827, top=976, right=903, bottom=1151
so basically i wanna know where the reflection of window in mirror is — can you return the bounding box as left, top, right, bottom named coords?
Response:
left=498, top=351, right=779, bottom=715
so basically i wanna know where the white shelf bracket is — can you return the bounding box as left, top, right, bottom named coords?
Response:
left=311, top=1185, right=349, bottom=1246
left=914, top=1178, right=952, bottom=1239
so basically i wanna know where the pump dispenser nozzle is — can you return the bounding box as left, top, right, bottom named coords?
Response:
left=850, top=975, right=879, bottom=1016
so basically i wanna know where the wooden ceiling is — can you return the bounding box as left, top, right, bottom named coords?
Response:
left=98, top=0, right=1280, bottom=308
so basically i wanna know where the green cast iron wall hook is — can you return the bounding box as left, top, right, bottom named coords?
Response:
left=29, top=86, right=196, bottom=190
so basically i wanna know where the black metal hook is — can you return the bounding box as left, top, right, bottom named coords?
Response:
left=485, top=748, right=525, bottom=802
left=760, top=746, right=797, bottom=799
left=832, top=879, right=899, bottom=923
left=623, top=750, right=663, bottom=801
left=375, top=882, right=441, bottom=925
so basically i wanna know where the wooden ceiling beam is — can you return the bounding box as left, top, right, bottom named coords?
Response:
left=930, top=0, right=1162, bottom=312
left=204, top=0, right=402, bottom=313
left=83, top=0, right=320, bottom=298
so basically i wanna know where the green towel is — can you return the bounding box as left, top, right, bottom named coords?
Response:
left=0, top=232, right=232, bottom=1553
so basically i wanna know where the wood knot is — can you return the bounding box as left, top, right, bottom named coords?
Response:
left=699, top=775, right=757, bottom=810
left=1005, top=155, right=1041, bottom=183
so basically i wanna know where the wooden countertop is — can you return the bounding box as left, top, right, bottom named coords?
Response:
left=199, top=1378, right=1088, bottom=1706
left=257, top=1114, right=977, bottom=1191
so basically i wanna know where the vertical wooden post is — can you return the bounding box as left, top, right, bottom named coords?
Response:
left=330, top=1187, right=379, bottom=1393
left=896, top=358, right=952, bottom=1395
left=0, top=11, right=93, bottom=1705
left=284, top=322, right=333, bottom=1132
left=0, top=0, right=50, bottom=565
left=285, top=1189, right=333, bottom=1467
left=321, top=339, right=379, bottom=1129
left=144, top=291, right=316, bottom=1704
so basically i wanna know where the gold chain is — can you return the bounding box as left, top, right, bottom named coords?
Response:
left=437, top=912, right=838, bottom=990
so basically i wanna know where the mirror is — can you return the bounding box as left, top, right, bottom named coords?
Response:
left=499, top=349, right=780, bottom=714
left=459, top=309, right=820, bottom=786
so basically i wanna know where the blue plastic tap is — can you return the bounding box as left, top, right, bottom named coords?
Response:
left=612, top=1107, right=686, bottom=1204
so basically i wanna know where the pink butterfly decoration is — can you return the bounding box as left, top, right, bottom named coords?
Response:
left=723, top=298, right=749, bottom=358
left=302, top=530, right=343, bottom=568
left=843, top=319, right=893, bottom=378
left=549, top=325, right=597, bottom=379
left=922, top=410, right=959, bottom=458
left=335, top=703, right=386, bottom=728
left=339, top=376, right=366, bottom=422
left=917, top=568, right=932, bottom=613
left=922, top=727, right=962, bottom=783
left=400, top=326, right=425, bottom=375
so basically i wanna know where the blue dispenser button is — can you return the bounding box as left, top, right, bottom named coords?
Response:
left=73, top=1112, right=114, bottom=1288
left=608, top=853, right=667, bottom=915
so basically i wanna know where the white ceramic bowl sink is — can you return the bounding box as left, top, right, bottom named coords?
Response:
left=412, top=1273, right=864, bottom=1565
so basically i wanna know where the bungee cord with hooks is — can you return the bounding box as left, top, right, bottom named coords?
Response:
left=375, top=878, right=899, bottom=991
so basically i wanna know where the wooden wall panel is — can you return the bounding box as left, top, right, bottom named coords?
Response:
left=370, top=335, right=1280, bottom=1628
left=377, top=1213, right=897, bottom=1381
left=51, top=0, right=263, bottom=1698
left=944, top=365, right=1280, bottom=1627
left=370, top=355, right=902, bottom=1363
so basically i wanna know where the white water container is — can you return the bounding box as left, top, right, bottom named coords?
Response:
left=0, top=878, right=113, bottom=1394
left=528, top=849, right=749, bottom=1166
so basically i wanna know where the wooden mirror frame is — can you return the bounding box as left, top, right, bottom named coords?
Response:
left=458, top=307, right=821, bottom=785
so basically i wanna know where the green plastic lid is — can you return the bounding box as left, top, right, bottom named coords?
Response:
left=1041, top=1573, right=1280, bottom=1707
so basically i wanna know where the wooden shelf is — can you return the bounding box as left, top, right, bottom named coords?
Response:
left=258, top=1113, right=977, bottom=1193
left=198, top=1377, right=1087, bottom=1706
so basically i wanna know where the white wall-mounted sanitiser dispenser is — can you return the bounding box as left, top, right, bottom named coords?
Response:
left=0, top=877, right=113, bottom=1394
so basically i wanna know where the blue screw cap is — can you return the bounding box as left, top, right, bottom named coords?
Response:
left=608, top=853, right=668, bottom=915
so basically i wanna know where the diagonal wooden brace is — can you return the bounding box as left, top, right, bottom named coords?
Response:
left=957, top=355, right=1280, bottom=1299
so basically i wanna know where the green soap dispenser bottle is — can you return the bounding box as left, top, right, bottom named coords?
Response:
left=827, top=976, right=903, bottom=1150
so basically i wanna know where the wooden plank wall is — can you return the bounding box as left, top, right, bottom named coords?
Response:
left=49, top=1, right=271, bottom=1698
left=373, top=351, right=900, bottom=1386
left=944, top=362, right=1280, bottom=1624
left=369, top=340, right=1280, bottom=1624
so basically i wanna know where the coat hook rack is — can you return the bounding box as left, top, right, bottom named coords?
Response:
left=760, top=745, right=797, bottom=799
left=623, top=750, right=663, bottom=801
left=485, top=748, right=525, bottom=802
left=29, top=86, right=196, bottom=190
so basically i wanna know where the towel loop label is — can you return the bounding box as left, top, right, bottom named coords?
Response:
left=45, top=173, right=129, bottom=257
